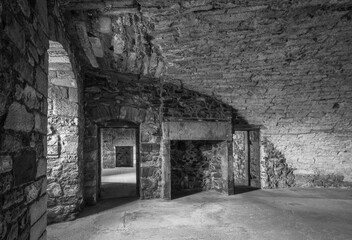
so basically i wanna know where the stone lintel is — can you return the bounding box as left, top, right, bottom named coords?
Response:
left=162, top=121, right=232, bottom=141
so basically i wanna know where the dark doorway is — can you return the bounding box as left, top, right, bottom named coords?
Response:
left=100, top=127, right=138, bottom=199
left=233, top=129, right=261, bottom=190
left=115, top=146, right=133, bottom=167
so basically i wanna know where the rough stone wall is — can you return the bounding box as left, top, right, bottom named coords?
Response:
left=249, top=131, right=261, bottom=188
left=101, top=133, right=115, bottom=168
left=201, top=141, right=226, bottom=192
left=0, top=0, right=49, bottom=239
left=140, top=0, right=352, bottom=187
left=140, top=142, right=161, bottom=199
left=233, top=132, right=248, bottom=185
left=261, top=137, right=296, bottom=188
left=162, top=83, right=232, bottom=121
left=64, top=10, right=165, bottom=78
left=47, top=41, right=83, bottom=224
left=84, top=72, right=233, bottom=200
left=83, top=120, right=99, bottom=204
left=84, top=75, right=162, bottom=201
left=233, top=131, right=261, bottom=188
left=48, top=2, right=86, bottom=212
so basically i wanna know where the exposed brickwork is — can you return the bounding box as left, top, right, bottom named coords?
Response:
left=139, top=0, right=352, bottom=186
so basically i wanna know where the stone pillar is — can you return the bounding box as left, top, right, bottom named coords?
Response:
left=227, top=140, right=235, bottom=195
left=249, top=130, right=261, bottom=188
left=161, top=139, right=171, bottom=199
left=233, top=131, right=249, bottom=185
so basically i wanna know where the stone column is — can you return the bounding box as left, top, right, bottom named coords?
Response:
left=227, top=140, right=235, bottom=195
left=160, top=139, right=171, bottom=199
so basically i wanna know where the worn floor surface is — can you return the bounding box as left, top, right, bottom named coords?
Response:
left=101, top=168, right=137, bottom=199
left=48, top=188, right=352, bottom=240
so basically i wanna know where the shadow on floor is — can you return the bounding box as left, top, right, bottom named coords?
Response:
left=78, top=196, right=139, bottom=219
left=101, top=182, right=137, bottom=199
left=171, top=189, right=203, bottom=200
left=234, top=185, right=260, bottom=195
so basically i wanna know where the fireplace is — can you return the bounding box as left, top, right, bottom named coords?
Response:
left=171, top=140, right=227, bottom=198
left=161, top=121, right=234, bottom=199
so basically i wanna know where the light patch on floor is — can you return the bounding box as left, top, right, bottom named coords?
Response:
left=101, top=167, right=137, bottom=199
left=48, top=188, right=352, bottom=240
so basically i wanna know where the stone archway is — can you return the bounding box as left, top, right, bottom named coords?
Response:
left=46, top=41, right=83, bottom=223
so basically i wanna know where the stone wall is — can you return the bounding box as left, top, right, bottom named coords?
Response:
left=261, top=137, right=296, bottom=188
left=63, top=8, right=165, bottom=78
left=1, top=1, right=85, bottom=238
left=249, top=131, right=261, bottom=188
left=84, top=72, right=233, bottom=201
left=140, top=0, right=352, bottom=187
left=233, top=132, right=248, bottom=185
left=0, top=0, right=49, bottom=239
left=84, top=75, right=162, bottom=201
left=162, top=83, right=232, bottom=121
left=47, top=41, right=83, bottom=224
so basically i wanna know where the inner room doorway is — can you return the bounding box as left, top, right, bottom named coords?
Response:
left=100, top=127, right=139, bottom=199
left=233, top=129, right=261, bottom=193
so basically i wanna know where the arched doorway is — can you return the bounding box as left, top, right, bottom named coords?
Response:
left=46, top=41, right=83, bottom=223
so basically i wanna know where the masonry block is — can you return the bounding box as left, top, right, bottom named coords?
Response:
left=13, top=149, right=36, bottom=186
left=4, top=102, right=34, bottom=132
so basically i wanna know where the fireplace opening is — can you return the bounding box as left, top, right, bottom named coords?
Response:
left=171, top=140, right=226, bottom=199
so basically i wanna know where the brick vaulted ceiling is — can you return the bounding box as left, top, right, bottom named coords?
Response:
left=60, top=0, right=352, bottom=127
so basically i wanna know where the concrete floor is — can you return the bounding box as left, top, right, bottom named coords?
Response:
left=48, top=188, right=352, bottom=240
left=101, top=168, right=137, bottom=199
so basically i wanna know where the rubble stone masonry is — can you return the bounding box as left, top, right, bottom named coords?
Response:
left=0, top=0, right=49, bottom=239
left=140, top=0, right=352, bottom=186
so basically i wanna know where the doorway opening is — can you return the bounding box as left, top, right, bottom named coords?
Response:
left=233, top=129, right=260, bottom=194
left=100, top=127, right=139, bottom=199
left=47, top=40, right=82, bottom=223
